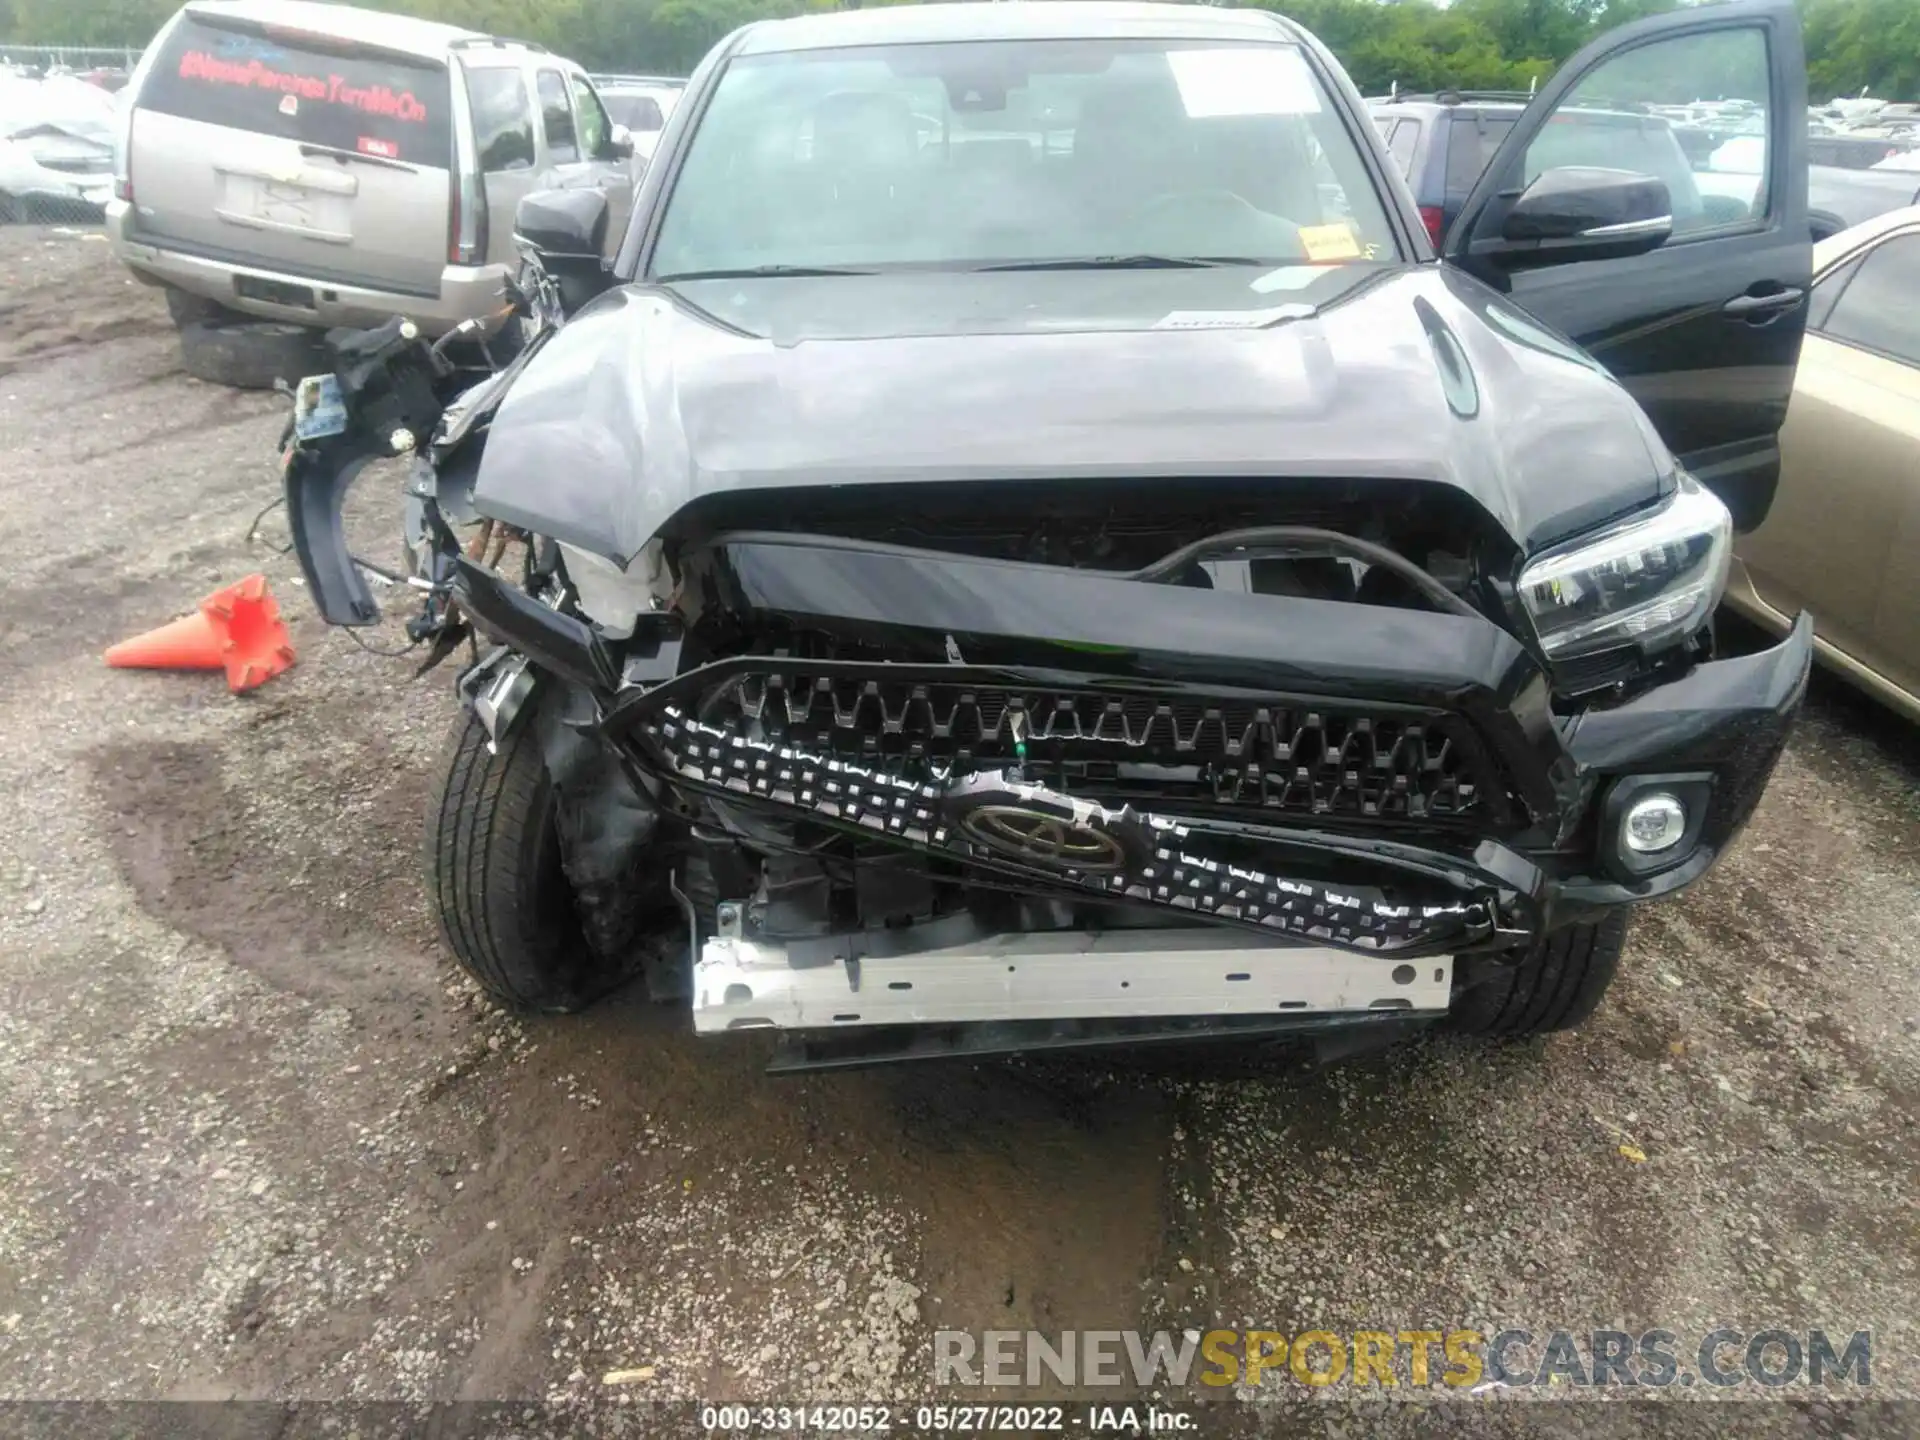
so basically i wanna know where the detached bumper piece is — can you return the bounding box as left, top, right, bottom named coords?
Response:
left=641, top=702, right=1505, bottom=956
left=696, top=926, right=1452, bottom=1032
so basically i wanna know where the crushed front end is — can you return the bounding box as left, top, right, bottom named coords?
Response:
left=443, top=483, right=1810, bottom=1068
left=277, top=317, right=1810, bottom=1069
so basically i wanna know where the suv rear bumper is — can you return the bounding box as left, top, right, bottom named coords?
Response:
left=107, top=203, right=510, bottom=337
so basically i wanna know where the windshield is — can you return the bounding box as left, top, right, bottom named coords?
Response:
left=651, top=38, right=1399, bottom=277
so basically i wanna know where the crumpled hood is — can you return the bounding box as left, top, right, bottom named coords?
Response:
left=473, top=264, right=1673, bottom=565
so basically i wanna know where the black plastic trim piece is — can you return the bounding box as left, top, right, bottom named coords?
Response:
left=452, top=558, right=619, bottom=692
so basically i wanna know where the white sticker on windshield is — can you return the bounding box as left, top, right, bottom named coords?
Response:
left=1168, top=47, right=1323, bottom=119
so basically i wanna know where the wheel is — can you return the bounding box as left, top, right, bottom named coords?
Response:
left=426, top=708, right=639, bottom=1011
left=163, top=285, right=234, bottom=327
left=176, top=314, right=328, bottom=390
left=1449, top=910, right=1630, bottom=1037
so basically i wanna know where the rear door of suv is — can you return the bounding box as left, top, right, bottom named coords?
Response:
left=1439, top=108, right=1516, bottom=240
left=1446, top=0, right=1810, bottom=533
left=130, top=7, right=452, bottom=298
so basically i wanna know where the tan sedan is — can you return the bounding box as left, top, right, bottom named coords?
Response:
left=1724, top=205, right=1920, bottom=723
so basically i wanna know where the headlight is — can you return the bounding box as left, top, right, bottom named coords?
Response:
left=1517, top=472, right=1731, bottom=661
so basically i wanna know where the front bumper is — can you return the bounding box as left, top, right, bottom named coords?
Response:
left=696, top=924, right=1452, bottom=1031
left=460, top=532, right=1813, bottom=963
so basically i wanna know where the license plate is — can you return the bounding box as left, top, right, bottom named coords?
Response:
left=220, top=173, right=352, bottom=242
left=235, top=273, right=316, bottom=310
left=293, top=373, right=347, bottom=441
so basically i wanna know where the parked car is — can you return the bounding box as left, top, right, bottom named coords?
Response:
left=0, top=75, right=118, bottom=223
left=1700, top=134, right=1920, bottom=235
left=1809, top=131, right=1916, bottom=170
left=1368, top=91, right=1738, bottom=246
left=589, top=72, right=688, bottom=93
left=1367, top=91, right=1526, bottom=246
left=106, top=0, right=638, bottom=385
left=285, top=0, right=1815, bottom=1070
left=1724, top=206, right=1920, bottom=723
left=593, top=77, right=684, bottom=160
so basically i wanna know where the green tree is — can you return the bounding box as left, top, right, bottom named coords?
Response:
left=0, top=0, right=1903, bottom=101
left=1801, top=0, right=1920, bottom=102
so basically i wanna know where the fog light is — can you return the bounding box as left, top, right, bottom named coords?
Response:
left=1623, top=792, right=1687, bottom=854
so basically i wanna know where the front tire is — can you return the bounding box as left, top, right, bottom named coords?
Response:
left=1449, top=911, right=1630, bottom=1037
left=426, top=709, right=636, bottom=1011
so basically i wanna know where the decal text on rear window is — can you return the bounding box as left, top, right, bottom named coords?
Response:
left=176, top=51, right=431, bottom=124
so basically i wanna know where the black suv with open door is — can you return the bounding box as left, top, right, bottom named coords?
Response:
left=286, top=0, right=1814, bottom=1072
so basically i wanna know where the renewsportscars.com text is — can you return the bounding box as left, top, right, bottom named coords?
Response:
left=935, top=1327, right=1872, bottom=1390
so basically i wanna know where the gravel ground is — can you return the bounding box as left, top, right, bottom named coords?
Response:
left=0, top=227, right=1916, bottom=1428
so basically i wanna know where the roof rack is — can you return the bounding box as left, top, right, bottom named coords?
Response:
left=590, top=72, right=689, bottom=86
left=449, top=35, right=548, bottom=54
left=1395, top=89, right=1535, bottom=106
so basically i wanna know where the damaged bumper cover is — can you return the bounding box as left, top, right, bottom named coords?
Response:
left=452, top=532, right=1811, bottom=978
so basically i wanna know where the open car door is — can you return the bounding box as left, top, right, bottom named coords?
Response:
left=1445, top=0, right=1810, bottom=533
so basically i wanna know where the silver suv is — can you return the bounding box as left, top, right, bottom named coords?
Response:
left=108, top=0, right=636, bottom=345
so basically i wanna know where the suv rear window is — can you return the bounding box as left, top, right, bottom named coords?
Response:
left=1445, top=113, right=1516, bottom=194
left=142, top=15, right=453, bottom=167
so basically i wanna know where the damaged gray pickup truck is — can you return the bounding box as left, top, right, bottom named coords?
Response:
left=284, top=1, right=1815, bottom=1071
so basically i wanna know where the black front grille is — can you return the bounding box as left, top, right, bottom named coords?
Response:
left=644, top=704, right=1494, bottom=953
left=720, top=673, right=1493, bottom=825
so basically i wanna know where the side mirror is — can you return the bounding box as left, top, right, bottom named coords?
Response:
left=607, top=122, right=635, bottom=161
left=513, top=189, right=612, bottom=315
left=1493, top=166, right=1673, bottom=268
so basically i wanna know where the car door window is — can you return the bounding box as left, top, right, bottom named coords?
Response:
left=1817, top=233, right=1920, bottom=365
left=466, top=67, right=535, bottom=172
left=538, top=70, right=578, bottom=163
left=569, top=74, right=613, bottom=161
left=1806, top=253, right=1862, bottom=330
left=1517, top=28, right=1771, bottom=237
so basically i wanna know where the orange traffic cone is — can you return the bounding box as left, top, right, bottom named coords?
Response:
left=105, top=574, right=296, bottom=693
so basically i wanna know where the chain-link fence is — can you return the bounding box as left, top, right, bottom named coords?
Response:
left=1, top=43, right=143, bottom=73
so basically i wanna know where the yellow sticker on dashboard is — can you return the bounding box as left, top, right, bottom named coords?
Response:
left=1298, top=222, right=1363, bottom=263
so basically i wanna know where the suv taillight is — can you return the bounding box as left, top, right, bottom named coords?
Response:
left=1419, top=205, right=1445, bottom=249
left=113, top=99, right=134, bottom=203
left=449, top=161, right=487, bottom=266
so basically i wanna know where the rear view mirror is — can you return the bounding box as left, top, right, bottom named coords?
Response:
left=513, top=189, right=613, bottom=315
left=607, top=123, right=636, bottom=161
left=1494, top=166, right=1673, bottom=268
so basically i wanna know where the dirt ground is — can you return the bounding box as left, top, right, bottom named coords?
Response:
left=1, top=227, right=1917, bottom=1426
